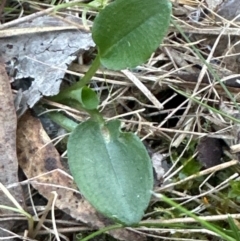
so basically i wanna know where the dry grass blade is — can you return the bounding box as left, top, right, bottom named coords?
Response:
left=121, top=69, right=163, bottom=109
left=157, top=160, right=239, bottom=192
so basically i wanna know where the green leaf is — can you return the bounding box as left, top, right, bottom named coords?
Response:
left=69, top=86, right=99, bottom=110
left=229, top=180, right=240, bottom=199
left=92, top=0, right=171, bottom=70
left=181, top=159, right=202, bottom=178
left=67, top=119, right=153, bottom=225
left=228, top=216, right=240, bottom=241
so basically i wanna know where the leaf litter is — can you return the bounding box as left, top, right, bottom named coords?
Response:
left=2, top=0, right=240, bottom=240
left=0, top=63, right=23, bottom=239
left=0, top=14, right=94, bottom=113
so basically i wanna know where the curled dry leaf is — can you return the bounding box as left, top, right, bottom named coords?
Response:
left=0, top=15, right=95, bottom=112
left=0, top=64, right=23, bottom=238
left=17, top=111, right=146, bottom=241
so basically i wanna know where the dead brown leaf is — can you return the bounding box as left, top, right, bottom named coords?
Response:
left=0, top=63, right=23, bottom=237
left=17, top=111, right=146, bottom=241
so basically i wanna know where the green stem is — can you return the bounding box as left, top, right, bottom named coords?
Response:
left=79, top=224, right=123, bottom=241
left=0, top=205, right=35, bottom=238
left=87, top=109, right=105, bottom=124
left=68, top=54, right=101, bottom=91
left=51, top=55, right=101, bottom=103
left=27, top=216, right=35, bottom=238
left=146, top=194, right=235, bottom=241
left=47, top=112, right=78, bottom=132
left=53, top=1, right=99, bottom=12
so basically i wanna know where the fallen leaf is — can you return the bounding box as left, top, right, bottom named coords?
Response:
left=0, top=15, right=95, bottom=110
left=0, top=63, right=23, bottom=238
left=17, top=111, right=146, bottom=240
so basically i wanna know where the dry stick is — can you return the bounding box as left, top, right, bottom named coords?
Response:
left=179, top=173, right=239, bottom=207
left=149, top=123, right=207, bottom=136
left=25, top=57, right=131, bottom=87
left=141, top=213, right=240, bottom=225
left=32, top=193, right=55, bottom=238
left=0, top=26, right=79, bottom=38
left=108, top=108, right=145, bottom=121
left=0, top=227, right=19, bottom=239
left=144, top=68, right=240, bottom=140
left=169, top=24, right=240, bottom=36
left=36, top=226, right=92, bottom=235
left=51, top=192, right=61, bottom=241
left=157, top=159, right=239, bottom=192
left=0, top=7, right=55, bottom=30
left=176, top=19, right=225, bottom=129
left=121, top=69, right=163, bottom=109
left=171, top=6, right=240, bottom=35
left=200, top=1, right=240, bottom=29
left=0, top=0, right=6, bottom=21
left=134, top=227, right=220, bottom=237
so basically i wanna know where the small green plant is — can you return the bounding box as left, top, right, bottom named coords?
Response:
left=51, top=0, right=171, bottom=225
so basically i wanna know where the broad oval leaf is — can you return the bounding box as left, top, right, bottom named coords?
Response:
left=92, top=0, right=172, bottom=70
left=69, top=86, right=99, bottom=110
left=67, top=119, right=153, bottom=225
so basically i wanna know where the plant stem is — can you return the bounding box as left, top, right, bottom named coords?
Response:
left=146, top=194, right=235, bottom=241
left=87, top=109, right=105, bottom=124
left=79, top=224, right=123, bottom=241
left=47, top=112, right=78, bottom=132
left=53, top=1, right=99, bottom=12
left=68, top=54, right=101, bottom=91
left=51, top=55, right=101, bottom=103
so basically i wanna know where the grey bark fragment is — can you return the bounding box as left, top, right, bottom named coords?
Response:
left=0, top=15, right=95, bottom=109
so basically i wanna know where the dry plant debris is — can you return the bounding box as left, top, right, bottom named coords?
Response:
left=0, top=63, right=23, bottom=238
left=0, top=15, right=94, bottom=112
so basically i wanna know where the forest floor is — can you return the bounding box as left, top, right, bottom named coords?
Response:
left=1, top=0, right=240, bottom=240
